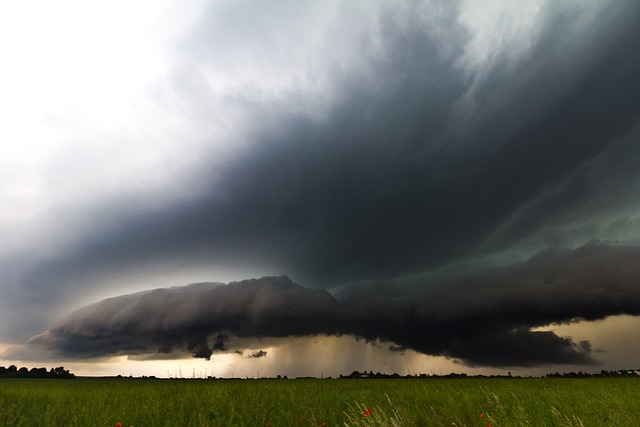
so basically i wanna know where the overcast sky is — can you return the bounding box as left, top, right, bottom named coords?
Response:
left=2, top=0, right=640, bottom=377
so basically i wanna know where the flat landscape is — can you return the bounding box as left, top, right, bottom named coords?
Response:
left=1, top=377, right=638, bottom=426
left=3, top=5, right=640, bottom=427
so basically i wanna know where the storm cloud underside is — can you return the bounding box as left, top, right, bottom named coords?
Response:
left=25, top=243, right=640, bottom=367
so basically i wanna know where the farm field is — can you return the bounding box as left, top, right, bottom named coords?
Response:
left=0, top=377, right=638, bottom=426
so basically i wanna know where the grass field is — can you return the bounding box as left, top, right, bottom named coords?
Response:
left=0, top=377, right=638, bottom=426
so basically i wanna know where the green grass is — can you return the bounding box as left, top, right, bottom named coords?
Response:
left=0, top=377, right=638, bottom=426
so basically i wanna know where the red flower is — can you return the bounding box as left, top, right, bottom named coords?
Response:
left=479, top=413, right=485, bottom=419
left=487, top=424, right=492, bottom=427
left=365, top=408, right=373, bottom=416
left=322, top=422, right=327, bottom=427
left=115, top=423, right=122, bottom=427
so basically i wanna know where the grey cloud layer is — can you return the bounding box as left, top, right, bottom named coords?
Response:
left=24, top=243, right=640, bottom=367
left=4, top=0, right=640, bottom=365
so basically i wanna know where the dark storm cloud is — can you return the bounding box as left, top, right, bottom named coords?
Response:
left=25, top=277, right=339, bottom=360
left=249, top=350, right=267, bottom=359
left=5, top=1, right=640, bottom=345
left=15, top=1, right=640, bottom=290
left=20, top=243, right=640, bottom=367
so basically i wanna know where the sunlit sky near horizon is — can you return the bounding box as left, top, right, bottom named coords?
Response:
left=2, top=0, right=640, bottom=378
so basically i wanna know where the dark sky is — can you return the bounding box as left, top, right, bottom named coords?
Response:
left=2, top=0, right=640, bottom=374
left=22, top=244, right=640, bottom=367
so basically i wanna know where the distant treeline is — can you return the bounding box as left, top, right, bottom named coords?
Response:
left=338, top=370, right=640, bottom=379
left=0, top=365, right=75, bottom=379
left=106, top=369, right=640, bottom=381
left=338, top=370, right=499, bottom=379
left=545, top=370, right=640, bottom=378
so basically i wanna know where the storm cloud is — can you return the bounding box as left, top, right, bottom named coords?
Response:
left=22, top=243, right=640, bottom=367
left=9, top=0, right=640, bottom=311
left=3, top=0, right=640, bottom=373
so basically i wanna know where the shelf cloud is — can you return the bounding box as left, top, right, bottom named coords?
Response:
left=18, top=243, right=640, bottom=367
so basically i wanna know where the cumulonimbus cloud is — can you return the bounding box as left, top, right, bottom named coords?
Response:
left=20, top=243, right=640, bottom=367
left=4, top=0, right=640, bottom=349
